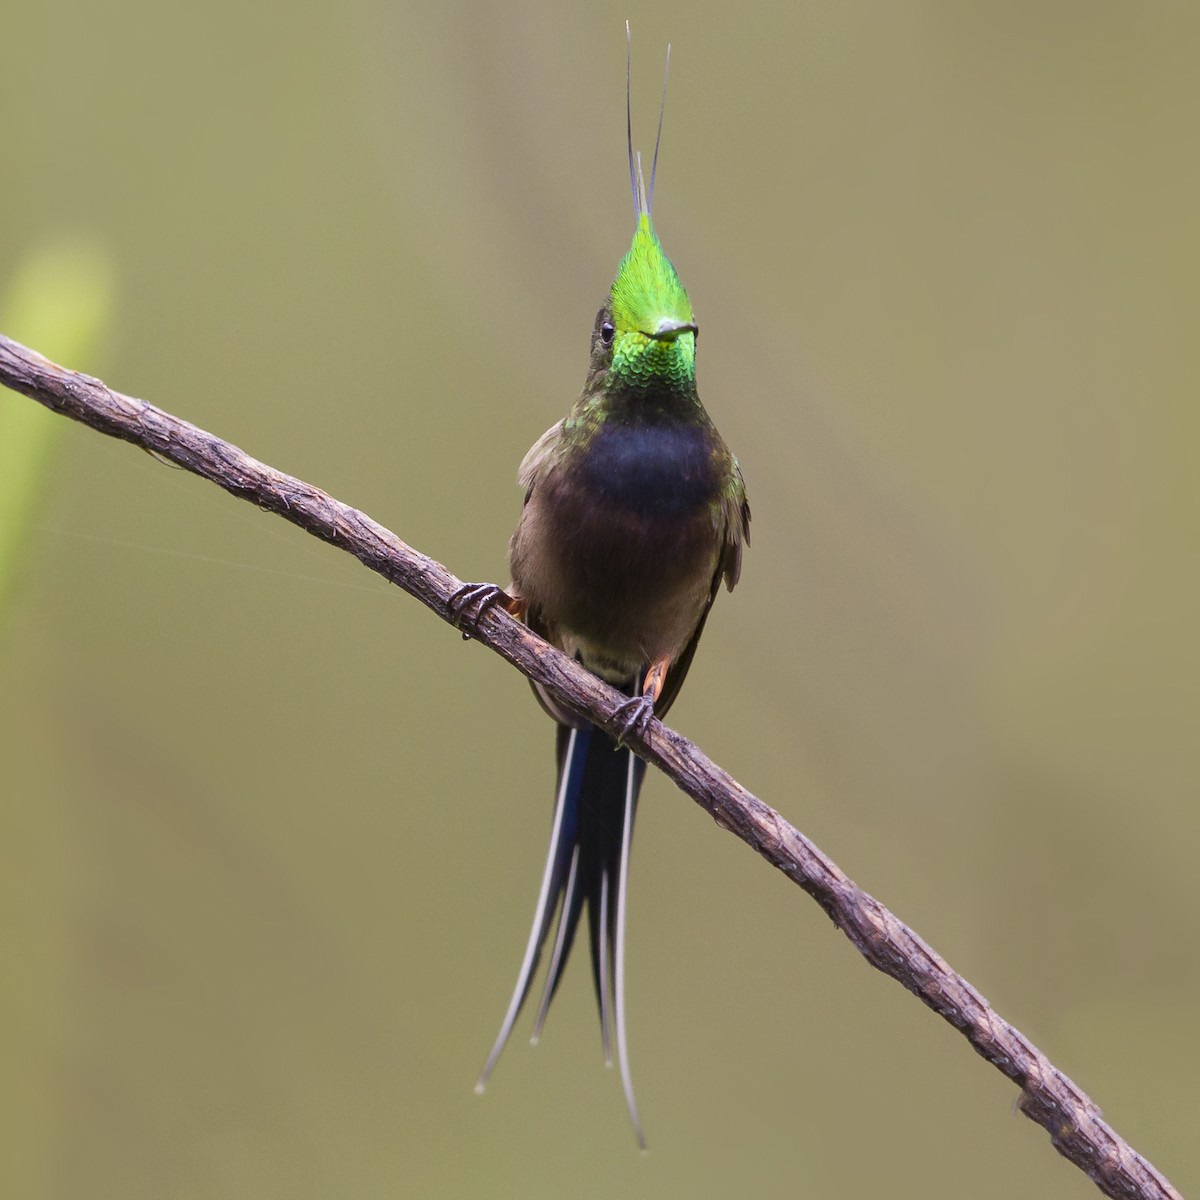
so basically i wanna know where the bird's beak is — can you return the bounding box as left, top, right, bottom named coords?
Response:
left=649, top=318, right=699, bottom=341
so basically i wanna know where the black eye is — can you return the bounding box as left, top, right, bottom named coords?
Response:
left=599, top=320, right=615, bottom=346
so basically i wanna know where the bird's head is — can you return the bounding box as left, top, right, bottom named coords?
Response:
left=599, top=212, right=697, bottom=395
left=587, top=32, right=697, bottom=400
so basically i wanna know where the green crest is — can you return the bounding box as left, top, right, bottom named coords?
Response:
left=610, top=213, right=694, bottom=337
left=607, top=214, right=696, bottom=388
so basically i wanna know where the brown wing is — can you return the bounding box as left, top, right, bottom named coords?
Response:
left=513, top=419, right=583, bottom=724
left=517, top=420, right=565, bottom=493
left=655, top=467, right=751, bottom=719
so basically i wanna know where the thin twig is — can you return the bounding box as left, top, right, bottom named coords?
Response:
left=0, top=331, right=1181, bottom=1200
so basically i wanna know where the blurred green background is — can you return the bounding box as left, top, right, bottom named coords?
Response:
left=2, top=2, right=1196, bottom=1197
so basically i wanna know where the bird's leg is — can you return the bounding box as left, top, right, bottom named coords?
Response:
left=613, top=656, right=669, bottom=746
left=446, top=583, right=526, bottom=640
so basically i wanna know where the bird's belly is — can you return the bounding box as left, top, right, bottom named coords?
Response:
left=512, top=426, right=724, bottom=678
left=544, top=501, right=718, bottom=675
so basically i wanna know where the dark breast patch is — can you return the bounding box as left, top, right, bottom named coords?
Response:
left=535, top=421, right=725, bottom=652
left=575, top=422, right=720, bottom=519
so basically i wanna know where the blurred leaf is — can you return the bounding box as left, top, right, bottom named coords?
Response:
left=0, top=237, right=115, bottom=616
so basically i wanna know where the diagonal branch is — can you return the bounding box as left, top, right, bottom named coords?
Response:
left=0, top=331, right=1181, bottom=1200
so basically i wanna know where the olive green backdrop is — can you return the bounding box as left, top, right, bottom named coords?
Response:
left=2, top=3, right=1196, bottom=1197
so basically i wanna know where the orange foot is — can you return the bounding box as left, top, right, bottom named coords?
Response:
left=613, top=655, right=670, bottom=745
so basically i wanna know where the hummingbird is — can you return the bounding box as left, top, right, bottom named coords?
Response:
left=450, top=33, right=749, bottom=1147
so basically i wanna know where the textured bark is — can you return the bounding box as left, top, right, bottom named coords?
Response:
left=0, top=332, right=1182, bottom=1200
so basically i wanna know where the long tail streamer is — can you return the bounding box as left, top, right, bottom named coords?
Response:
left=477, top=721, right=648, bottom=1148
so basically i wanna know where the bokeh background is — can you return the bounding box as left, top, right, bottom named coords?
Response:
left=2, top=3, right=1196, bottom=1197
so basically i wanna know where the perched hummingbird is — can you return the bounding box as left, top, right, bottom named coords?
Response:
left=451, top=35, right=749, bottom=1147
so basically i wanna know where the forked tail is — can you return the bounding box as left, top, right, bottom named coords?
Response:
left=476, top=721, right=648, bottom=1148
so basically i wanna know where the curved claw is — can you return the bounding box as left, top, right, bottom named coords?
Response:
left=612, top=694, right=655, bottom=747
left=447, top=582, right=508, bottom=640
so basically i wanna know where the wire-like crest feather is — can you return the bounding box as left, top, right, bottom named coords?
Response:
left=626, top=23, right=672, bottom=221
